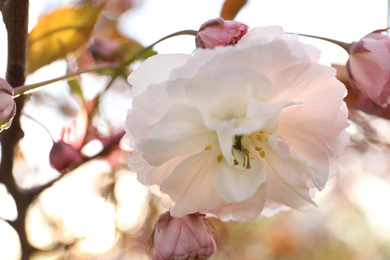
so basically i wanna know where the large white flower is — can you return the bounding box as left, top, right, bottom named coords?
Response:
left=125, top=26, right=349, bottom=221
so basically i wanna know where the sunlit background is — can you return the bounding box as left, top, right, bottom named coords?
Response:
left=1, top=0, right=390, bottom=259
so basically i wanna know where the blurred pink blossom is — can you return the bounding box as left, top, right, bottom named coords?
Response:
left=61, top=109, right=88, bottom=150
left=347, top=28, right=390, bottom=107
left=0, top=78, right=16, bottom=131
left=49, top=141, right=83, bottom=172
left=150, top=211, right=216, bottom=260
left=125, top=25, right=349, bottom=221
left=89, top=38, right=120, bottom=63
left=195, top=17, right=248, bottom=49
left=49, top=109, right=87, bottom=172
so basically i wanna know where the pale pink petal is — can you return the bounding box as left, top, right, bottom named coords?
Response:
left=137, top=104, right=217, bottom=166
left=214, top=121, right=236, bottom=166
left=349, top=55, right=389, bottom=98
left=274, top=64, right=345, bottom=136
left=128, top=54, right=190, bottom=96
left=239, top=26, right=284, bottom=45
left=208, top=183, right=267, bottom=221
left=184, top=64, right=272, bottom=112
left=263, top=146, right=316, bottom=208
left=246, top=99, right=297, bottom=133
left=349, top=38, right=390, bottom=98
left=315, top=103, right=350, bottom=157
left=212, top=157, right=266, bottom=203
left=281, top=134, right=329, bottom=190
left=268, top=135, right=290, bottom=158
left=129, top=150, right=185, bottom=187
left=161, top=150, right=221, bottom=217
left=125, top=82, right=173, bottom=144
left=261, top=200, right=291, bottom=217
left=125, top=25, right=349, bottom=220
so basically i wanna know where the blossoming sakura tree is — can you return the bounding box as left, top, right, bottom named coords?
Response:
left=1, top=0, right=390, bottom=259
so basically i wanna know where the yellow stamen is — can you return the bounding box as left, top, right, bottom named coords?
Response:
left=256, top=134, right=263, bottom=141
left=204, top=145, right=212, bottom=151
left=217, top=154, right=223, bottom=162
left=247, top=133, right=253, bottom=139
left=255, top=147, right=262, bottom=151
left=233, top=139, right=237, bottom=145
left=258, top=130, right=265, bottom=134
left=259, top=150, right=265, bottom=158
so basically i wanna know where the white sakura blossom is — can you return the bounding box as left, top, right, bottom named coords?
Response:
left=125, top=26, right=349, bottom=221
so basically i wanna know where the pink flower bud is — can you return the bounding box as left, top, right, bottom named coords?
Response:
left=49, top=141, right=83, bottom=172
left=195, top=17, right=248, bottom=49
left=149, top=211, right=217, bottom=260
left=0, top=78, right=16, bottom=131
left=347, top=28, right=390, bottom=107
left=89, top=38, right=120, bottom=63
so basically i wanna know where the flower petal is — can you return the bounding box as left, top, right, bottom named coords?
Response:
left=129, top=150, right=185, bottom=186
left=274, top=63, right=346, bottom=136
left=208, top=183, right=267, bottom=221
left=350, top=37, right=390, bottom=97
left=184, top=64, right=273, bottom=115
left=212, top=157, right=266, bottom=203
left=137, top=104, right=217, bottom=166
left=161, top=150, right=221, bottom=217
left=128, top=54, right=190, bottom=96
left=263, top=146, right=316, bottom=209
left=125, top=82, right=172, bottom=144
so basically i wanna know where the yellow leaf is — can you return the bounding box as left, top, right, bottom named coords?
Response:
left=28, top=5, right=103, bottom=74
left=220, top=0, right=247, bottom=20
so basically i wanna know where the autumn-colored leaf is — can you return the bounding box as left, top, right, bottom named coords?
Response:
left=220, top=0, right=247, bottom=20
left=28, top=5, right=103, bottom=74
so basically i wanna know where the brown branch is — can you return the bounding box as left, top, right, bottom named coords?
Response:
left=0, top=0, right=36, bottom=259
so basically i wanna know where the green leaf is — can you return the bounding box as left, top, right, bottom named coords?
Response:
left=28, top=5, right=103, bottom=74
left=67, top=77, right=85, bottom=104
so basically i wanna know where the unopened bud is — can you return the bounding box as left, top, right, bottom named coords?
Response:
left=89, top=38, right=120, bottom=63
left=347, top=28, right=390, bottom=107
left=149, top=211, right=216, bottom=260
left=0, top=78, right=16, bottom=132
left=49, top=141, right=83, bottom=172
left=195, top=17, right=248, bottom=49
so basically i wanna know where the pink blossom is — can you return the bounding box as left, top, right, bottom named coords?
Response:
left=347, top=28, right=390, bottom=107
left=195, top=17, right=248, bottom=49
left=150, top=211, right=216, bottom=260
left=0, top=78, right=16, bottom=132
left=125, top=26, right=349, bottom=221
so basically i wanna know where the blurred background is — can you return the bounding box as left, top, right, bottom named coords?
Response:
left=1, top=0, right=390, bottom=259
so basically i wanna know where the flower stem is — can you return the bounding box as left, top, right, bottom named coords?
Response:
left=12, top=64, right=116, bottom=97
left=286, top=32, right=352, bottom=53
left=121, top=29, right=198, bottom=66
left=13, top=29, right=199, bottom=98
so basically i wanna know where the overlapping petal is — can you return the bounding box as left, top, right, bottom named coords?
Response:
left=125, top=25, right=349, bottom=221
left=136, top=104, right=216, bottom=166
left=212, top=157, right=266, bottom=203
left=161, top=149, right=221, bottom=217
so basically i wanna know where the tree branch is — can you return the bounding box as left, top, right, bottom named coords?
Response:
left=0, top=0, right=36, bottom=259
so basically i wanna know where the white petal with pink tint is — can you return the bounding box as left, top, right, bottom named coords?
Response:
left=125, top=25, right=349, bottom=221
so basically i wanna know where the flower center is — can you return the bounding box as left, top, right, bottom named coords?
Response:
left=204, top=129, right=270, bottom=168
left=231, top=130, right=268, bottom=169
